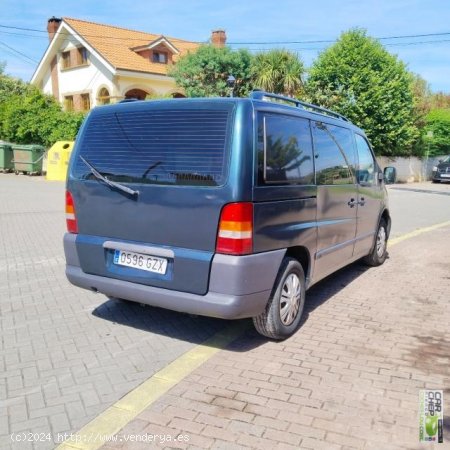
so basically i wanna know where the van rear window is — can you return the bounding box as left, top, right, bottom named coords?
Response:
left=73, top=107, right=232, bottom=186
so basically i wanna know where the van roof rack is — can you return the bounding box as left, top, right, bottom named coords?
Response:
left=250, top=90, right=349, bottom=122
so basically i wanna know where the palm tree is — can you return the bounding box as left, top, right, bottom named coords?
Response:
left=251, top=49, right=305, bottom=97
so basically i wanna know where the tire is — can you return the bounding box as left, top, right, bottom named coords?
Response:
left=363, top=218, right=388, bottom=267
left=253, top=257, right=306, bottom=340
left=432, top=179, right=440, bottom=184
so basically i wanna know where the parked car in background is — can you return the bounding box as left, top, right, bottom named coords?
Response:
left=432, top=156, right=450, bottom=183
left=64, top=91, right=396, bottom=340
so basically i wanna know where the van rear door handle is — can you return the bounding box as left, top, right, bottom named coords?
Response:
left=348, top=198, right=356, bottom=208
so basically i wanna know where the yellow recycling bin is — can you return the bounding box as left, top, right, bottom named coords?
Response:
left=46, top=141, right=74, bottom=181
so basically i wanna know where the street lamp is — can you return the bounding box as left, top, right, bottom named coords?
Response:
left=227, top=74, right=236, bottom=97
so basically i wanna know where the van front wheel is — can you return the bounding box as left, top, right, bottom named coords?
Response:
left=253, top=258, right=305, bottom=340
left=363, top=218, right=388, bottom=266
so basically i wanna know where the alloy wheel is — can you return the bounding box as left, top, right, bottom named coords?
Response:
left=279, top=273, right=301, bottom=326
left=376, top=226, right=387, bottom=258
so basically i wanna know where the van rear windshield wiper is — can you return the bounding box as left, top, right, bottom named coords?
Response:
left=80, top=156, right=139, bottom=197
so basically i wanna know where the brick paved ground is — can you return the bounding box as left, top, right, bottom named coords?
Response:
left=105, top=226, right=450, bottom=450
left=0, top=175, right=225, bottom=450
left=1, top=175, right=449, bottom=450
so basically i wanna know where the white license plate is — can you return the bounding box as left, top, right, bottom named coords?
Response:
left=441, top=174, right=450, bottom=178
left=113, top=250, right=168, bottom=274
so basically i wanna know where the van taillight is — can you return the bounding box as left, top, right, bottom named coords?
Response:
left=216, top=202, right=253, bottom=255
left=65, top=191, right=78, bottom=233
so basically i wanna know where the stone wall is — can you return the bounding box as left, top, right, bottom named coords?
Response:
left=377, top=155, right=448, bottom=182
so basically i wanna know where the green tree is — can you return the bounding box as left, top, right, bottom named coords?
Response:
left=0, top=64, right=33, bottom=103
left=251, top=49, right=305, bottom=96
left=411, top=74, right=432, bottom=129
left=169, top=45, right=253, bottom=97
left=305, top=29, right=419, bottom=156
left=423, top=109, right=450, bottom=156
left=0, top=67, right=85, bottom=147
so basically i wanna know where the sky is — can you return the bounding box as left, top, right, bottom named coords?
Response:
left=1, top=0, right=449, bottom=92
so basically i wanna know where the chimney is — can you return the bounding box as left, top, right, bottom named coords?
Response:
left=47, top=17, right=62, bottom=41
left=211, top=30, right=226, bottom=48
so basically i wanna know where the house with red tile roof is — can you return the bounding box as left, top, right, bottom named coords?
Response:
left=31, top=17, right=227, bottom=111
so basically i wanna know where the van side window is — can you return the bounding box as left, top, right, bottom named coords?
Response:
left=355, top=134, right=376, bottom=185
left=313, top=122, right=355, bottom=185
left=257, top=114, right=314, bottom=185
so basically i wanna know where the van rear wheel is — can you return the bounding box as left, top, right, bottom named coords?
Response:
left=253, top=257, right=305, bottom=340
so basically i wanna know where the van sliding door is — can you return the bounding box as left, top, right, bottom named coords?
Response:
left=312, top=121, right=358, bottom=282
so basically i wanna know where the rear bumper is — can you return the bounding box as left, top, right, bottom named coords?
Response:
left=64, top=234, right=285, bottom=319
left=66, top=266, right=270, bottom=319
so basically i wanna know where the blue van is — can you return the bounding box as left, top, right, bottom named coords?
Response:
left=64, top=91, right=395, bottom=339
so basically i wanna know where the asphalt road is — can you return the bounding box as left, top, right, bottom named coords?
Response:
left=387, top=182, right=450, bottom=237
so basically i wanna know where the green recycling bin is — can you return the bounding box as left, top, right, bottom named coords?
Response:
left=12, top=144, right=46, bottom=175
left=0, top=142, right=14, bottom=172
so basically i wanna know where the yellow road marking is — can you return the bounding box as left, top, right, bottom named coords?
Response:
left=58, top=219, right=450, bottom=449
left=56, top=321, right=249, bottom=450
left=389, top=220, right=450, bottom=247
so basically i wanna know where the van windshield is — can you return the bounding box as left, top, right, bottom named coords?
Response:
left=72, top=104, right=233, bottom=186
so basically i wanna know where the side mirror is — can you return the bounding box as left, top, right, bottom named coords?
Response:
left=383, top=167, right=397, bottom=184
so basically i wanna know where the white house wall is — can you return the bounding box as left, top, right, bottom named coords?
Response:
left=117, top=75, right=181, bottom=98
left=57, top=38, right=115, bottom=107
left=42, top=69, right=52, bottom=95
left=57, top=57, right=182, bottom=105
left=33, top=26, right=186, bottom=108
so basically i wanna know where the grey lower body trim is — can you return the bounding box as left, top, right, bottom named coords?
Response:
left=64, top=232, right=286, bottom=319
left=66, top=266, right=271, bottom=319
left=315, top=230, right=376, bottom=261
left=316, top=236, right=355, bottom=259
left=209, top=250, right=286, bottom=296
left=64, top=233, right=80, bottom=267
left=356, top=230, right=376, bottom=242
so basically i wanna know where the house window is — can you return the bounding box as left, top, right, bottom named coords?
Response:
left=152, top=51, right=167, bottom=64
left=61, top=51, right=71, bottom=69
left=98, top=87, right=111, bottom=105
left=64, top=96, right=74, bottom=111
left=61, top=47, right=88, bottom=69
left=77, top=47, right=88, bottom=65
left=81, top=93, right=90, bottom=111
